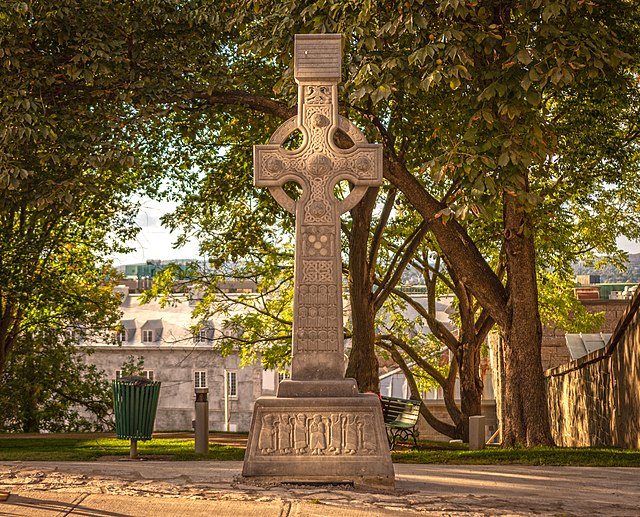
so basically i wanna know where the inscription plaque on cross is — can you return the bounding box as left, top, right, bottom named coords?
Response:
left=254, top=34, right=382, bottom=383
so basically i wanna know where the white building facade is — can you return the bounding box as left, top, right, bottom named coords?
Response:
left=80, top=287, right=280, bottom=432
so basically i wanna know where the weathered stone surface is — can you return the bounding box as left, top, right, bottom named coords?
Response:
left=245, top=33, right=393, bottom=486
left=276, top=379, right=358, bottom=398
left=468, top=415, right=485, bottom=450
left=254, top=34, right=382, bottom=383
left=546, top=290, right=640, bottom=448
left=242, top=395, right=394, bottom=487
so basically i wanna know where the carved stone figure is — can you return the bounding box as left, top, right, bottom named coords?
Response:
left=345, top=414, right=359, bottom=454
left=328, top=413, right=343, bottom=454
left=361, top=413, right=377, bottom=454
left=309, top=415, right=327, bottom=455
left=278, top=415, right=293, bottom=454
left=294, top=414, right=308, bottom=454
left=258, top=414, right=276, bottom=454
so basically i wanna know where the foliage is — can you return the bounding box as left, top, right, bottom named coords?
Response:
left=3, top=0, right=639, bottom=446
left=0, top=331, right=113, bottom=433
left=119, top=355, right=146, bottom=378
left=538, top=270, right=604, bottom=333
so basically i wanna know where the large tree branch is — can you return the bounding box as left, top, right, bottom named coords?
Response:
left=204, top=91, right=295, bottom=121
left=378, top=334, right=449, bottom=387
left=389, top=288, right=460, bottom=352
left=368, top=186, right=397, bottom=272
left=382, top=341, right=458, bottom=439
left=374, top=221, right=429, bottom=311
left=383, top=156, right=509, bottom=327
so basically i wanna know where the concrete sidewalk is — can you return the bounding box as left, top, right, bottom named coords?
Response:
left=1, top=461, right=639, bottom=516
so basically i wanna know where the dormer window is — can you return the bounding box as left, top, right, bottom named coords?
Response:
left=119, top=319, right=136, bottom=343
left=194, top=322, right=214, bottom=344
left=141, top=319, right=163, bottom=344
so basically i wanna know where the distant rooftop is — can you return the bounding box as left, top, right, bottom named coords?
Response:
left=565, top=333, right=612, bottom=361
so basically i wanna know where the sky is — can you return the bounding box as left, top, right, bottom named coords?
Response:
left=112, top=199, right=640, bottom=266
left=111, top=198, right=201, bottom=266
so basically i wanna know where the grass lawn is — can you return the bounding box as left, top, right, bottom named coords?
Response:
left=0, top=437, right=245, bottom=462
left=0, top=436, right=638, bottom=466
left=391, top=440, right=640, bottom=466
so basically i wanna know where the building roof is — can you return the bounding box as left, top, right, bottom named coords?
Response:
left=565, top=333, right=612, bottom=361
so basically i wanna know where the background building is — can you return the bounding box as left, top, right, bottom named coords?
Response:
left=80, top=286, right=279, bottom=432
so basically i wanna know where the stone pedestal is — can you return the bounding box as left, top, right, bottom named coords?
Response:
left=469, top=415, right=486, bottom=450
left=242, top=393, right=394, bottom=487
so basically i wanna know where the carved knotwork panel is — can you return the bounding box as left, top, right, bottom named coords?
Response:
left=296, top=283, right=339, bottom=353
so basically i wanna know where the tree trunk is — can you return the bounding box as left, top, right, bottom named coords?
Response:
left=449, top=268, right=484, bottom=442
left=385, top=157, right=553, bottom=446
left=22, top=345, right=40, bottom=433
left=458, top=339, right=483, bottom=442
left=346, top=297, right=379, bottom=392
left=345, top=188, right=379, bottom=393
left=501, top=190, right=554, bottom=447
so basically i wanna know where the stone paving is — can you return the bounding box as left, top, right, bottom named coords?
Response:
left=1, top=461, right=639, bottom=516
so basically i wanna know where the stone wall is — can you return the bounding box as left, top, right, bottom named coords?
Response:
left=546, top=291, right=640, bottom=448
left=541, top=299, right=629, bottom=371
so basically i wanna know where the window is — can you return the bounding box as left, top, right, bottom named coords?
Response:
left=142, top=330, right=154, bottom=343
left=67, top=329, right=83, bottom=342
left=194, top=370, right=207, bottom=388
left=115, top=370, right=154, bottom=381
left=116, top=330, right=126, bottom=343
left=194, top=325, right=214, bottom=343
left=226, top=371, right=237, bottom=397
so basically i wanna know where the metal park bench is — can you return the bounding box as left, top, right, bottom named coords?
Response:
left=381, top=395, right=422, bottom=450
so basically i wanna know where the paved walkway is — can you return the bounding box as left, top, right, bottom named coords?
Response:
left=1, top=461, right=638, bottom=516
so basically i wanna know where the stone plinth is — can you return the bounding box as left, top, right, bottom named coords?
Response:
left=242, top=394, right=394, bottom=487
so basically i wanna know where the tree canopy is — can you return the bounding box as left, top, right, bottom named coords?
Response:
left=2, top=0, right=639, bottom=445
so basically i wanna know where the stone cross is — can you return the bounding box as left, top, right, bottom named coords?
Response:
left=254, top=34, right=382, bottom=382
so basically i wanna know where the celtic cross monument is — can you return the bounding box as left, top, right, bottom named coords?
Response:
left=242, top=34, right=394, bottom=487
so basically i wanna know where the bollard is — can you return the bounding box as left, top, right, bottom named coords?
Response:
left=469, top=415, right=486, bottom=450
left=194, top=387, right=209, bottom=454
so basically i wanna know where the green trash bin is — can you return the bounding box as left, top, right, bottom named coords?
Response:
left=112, top=376, right=161, bottom=458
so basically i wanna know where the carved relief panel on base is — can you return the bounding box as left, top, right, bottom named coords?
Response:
left=256, top=411, right=378, bottom=456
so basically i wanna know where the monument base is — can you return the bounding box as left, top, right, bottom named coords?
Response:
left=242, top=394, right=395, bottom=488
left=276, top=379, right=358, bottom=397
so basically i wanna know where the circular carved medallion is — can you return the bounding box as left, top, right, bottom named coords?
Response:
left=308, top=155, right=332, bottom=177
left=266, top=157, right=284, bottom=174
left=308, top=201, right=327, bottom=217
left=311, top=113, right=330, bottom=128
left=355, top=156, right=371, bottom=173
